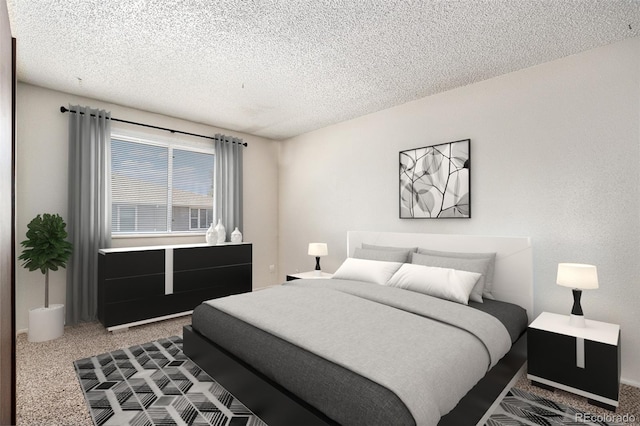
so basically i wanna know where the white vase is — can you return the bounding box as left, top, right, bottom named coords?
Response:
left=28, top=304, right=64, bottom=342
left=231, top=227, right=242, bottom=244
left=214, top=219, right=226, bottom=244
left=205, top=224, right=217, bottom=245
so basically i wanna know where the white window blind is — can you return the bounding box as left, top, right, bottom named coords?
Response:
left=111, top=137, right=214, bottom=234
left=172, top=148, right=214, bottom=231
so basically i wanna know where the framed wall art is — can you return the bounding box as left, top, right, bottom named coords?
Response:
left=399, top=139, right=470, bottom=219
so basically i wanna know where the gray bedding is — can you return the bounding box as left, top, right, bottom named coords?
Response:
left=192, top=279, right=524, bottom=426
left=468, top=298, right=527, bottom=343
left=192, top=304, right=415, bottom=426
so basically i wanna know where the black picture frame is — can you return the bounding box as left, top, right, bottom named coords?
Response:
left=399, top=139, right=471, bottom=219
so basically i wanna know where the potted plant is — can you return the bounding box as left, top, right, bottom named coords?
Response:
left=19, top=213, right=73, bottom=342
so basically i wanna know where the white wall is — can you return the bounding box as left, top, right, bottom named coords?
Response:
left=15, top=83, right=280, bottom=331
left=279, top=37, right=640, bottom=385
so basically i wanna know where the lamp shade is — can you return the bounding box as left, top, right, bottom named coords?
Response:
left=556, top=263, right=599, bottom=290
left=308, top=243, right=328, bottom=257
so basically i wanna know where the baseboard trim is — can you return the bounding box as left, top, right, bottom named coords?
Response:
left=621, top=378, right=640, bottom=389
left=253, top=284, right=281, bottom=291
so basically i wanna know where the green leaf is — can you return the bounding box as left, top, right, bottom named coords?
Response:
left=19, top=213, right=73, bottom=275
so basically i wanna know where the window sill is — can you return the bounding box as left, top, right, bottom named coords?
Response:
left=112, top=232, right=206, bottom=239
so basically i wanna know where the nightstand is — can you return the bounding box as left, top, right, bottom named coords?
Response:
left=286, top=271, right=333, bottom=281
left=527, top=312, right=620, bottom=411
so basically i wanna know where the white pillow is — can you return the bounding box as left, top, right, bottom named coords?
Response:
left=410, top=252, right=490, bottom=303
left=386, top=263, right=481, bottom=305
left=332, top=258, right=403, bottom=285
left=417, top=248, right=496, bottom=299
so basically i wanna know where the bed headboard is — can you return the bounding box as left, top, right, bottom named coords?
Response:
left=347, top=231, right=534, bottom=322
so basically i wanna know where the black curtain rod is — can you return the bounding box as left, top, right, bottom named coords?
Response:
left=59, top=106, right=248, bottom=147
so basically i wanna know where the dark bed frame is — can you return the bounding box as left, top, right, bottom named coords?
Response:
left=183, top=325, right=527, bottom=426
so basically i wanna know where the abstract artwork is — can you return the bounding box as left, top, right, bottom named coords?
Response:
left=399, top=139, right=470, bottom=218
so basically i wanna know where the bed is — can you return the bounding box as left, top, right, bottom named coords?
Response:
left=183, top=231, right=533, bottom=426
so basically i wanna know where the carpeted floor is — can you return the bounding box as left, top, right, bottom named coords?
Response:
left=17, top=318, right=640, bottom=425
left=513, top=375, right=640, bottom=424
left=17, top=316, right=192, bottom=425
left=486, top=385, right=639, bottom=425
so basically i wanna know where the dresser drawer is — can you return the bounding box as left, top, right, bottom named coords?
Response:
left=103, top=274, right=165, bottom=303
left=173, top=244, right=251, bottom=271
left=102, top=283, right=248, bottom=327
left=100, top=249, right=164, bottom=278
left=173, top=264, right=252, bottom=293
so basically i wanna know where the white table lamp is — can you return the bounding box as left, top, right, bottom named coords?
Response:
left=308, top=243, right=328, bottom=272
left=556, top=263, right=598, bottom=327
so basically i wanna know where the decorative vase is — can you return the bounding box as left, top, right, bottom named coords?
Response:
left=205, top=224, right=217, bottom=245
left=214, top=219, right=226, bottom=244
left=231, top=227, right=242, bottom=244
left=28, top=304, right=64, bottom=342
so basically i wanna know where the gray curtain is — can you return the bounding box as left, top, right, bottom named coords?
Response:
left=66, top=105, right=112, bottom=325
left=215, top=134, right=244, bottom=241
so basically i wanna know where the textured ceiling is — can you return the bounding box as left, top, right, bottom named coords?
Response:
left=6, top=1, right=640, bottom=140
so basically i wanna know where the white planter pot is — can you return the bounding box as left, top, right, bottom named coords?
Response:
left=28, top=304, right=65, bottom=342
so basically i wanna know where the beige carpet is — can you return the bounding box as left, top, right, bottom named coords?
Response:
left=514, top=374, right=640, bottom=424
left=17, top=316, right=191, bottom=426
left=17, top=319, right=640, bottom=425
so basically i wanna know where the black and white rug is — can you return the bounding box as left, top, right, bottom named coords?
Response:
left=73, top=336, right=267, bottom=426
left=75, top=338, right=626, bottom=426
left=486, top=387, right=624, bottom=426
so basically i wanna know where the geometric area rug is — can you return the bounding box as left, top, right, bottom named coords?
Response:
left=485, top=387, right=624, bottom=426
left=73, top=336, right=267, bottom=426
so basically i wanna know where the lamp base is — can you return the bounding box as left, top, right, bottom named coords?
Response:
left=569, top=314, right=586, bottom=328
left=315, top=256, right=321, bottom=271
left=571, top=289, right=584, bottom=316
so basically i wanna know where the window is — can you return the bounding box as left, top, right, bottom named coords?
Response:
left=111, top=137, right=214, bottom=234
left=189, top=208, right=213, bottom=230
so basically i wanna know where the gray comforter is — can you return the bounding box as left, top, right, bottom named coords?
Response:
left=205, top=279, right=512, bottom=426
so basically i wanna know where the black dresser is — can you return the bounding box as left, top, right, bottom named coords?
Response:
left=98, top=243, right=252, bottom=330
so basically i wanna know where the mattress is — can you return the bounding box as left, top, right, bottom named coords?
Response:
left=191, top=279, right=527, bottom=426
